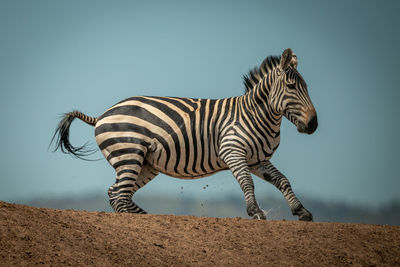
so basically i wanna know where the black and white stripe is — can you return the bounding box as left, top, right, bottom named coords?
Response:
left=52, top=48, right=317, bottom=220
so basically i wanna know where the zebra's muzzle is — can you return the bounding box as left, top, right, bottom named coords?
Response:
left=297, top=114, right=318, bottom=134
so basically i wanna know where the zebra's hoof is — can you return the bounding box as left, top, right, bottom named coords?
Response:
left=297, top=209, right=313, bottom=222
left=252, top=212, right=266, bottom=220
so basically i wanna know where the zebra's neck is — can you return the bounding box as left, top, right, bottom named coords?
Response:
left=238, top=75, right=282, bottom=137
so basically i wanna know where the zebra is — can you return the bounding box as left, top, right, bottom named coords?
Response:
left=51, top=48, right=318, bottom=221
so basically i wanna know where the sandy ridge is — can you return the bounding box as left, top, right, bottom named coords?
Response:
left=0, top=201, right=399, bottom=266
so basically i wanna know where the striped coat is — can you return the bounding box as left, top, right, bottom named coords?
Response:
left=52, top=48, right=317, bottom=220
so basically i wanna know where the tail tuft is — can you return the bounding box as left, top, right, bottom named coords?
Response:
left=50, top=111, right=98, bottom=160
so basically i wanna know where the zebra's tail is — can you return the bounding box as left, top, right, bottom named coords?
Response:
left=50, top=110, right=98, bottom=160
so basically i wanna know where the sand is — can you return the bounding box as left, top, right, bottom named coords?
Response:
left=0, top=201, right=399, bottom=266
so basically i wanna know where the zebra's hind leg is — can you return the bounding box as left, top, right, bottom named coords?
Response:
left=108, top=171, right=145, bottom=213
left=250, top=160, right=313, bottom=221
left=108, top=163, right=159, bottom=213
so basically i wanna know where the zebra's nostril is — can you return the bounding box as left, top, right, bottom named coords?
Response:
left=306, top=115, right=318, bottom=134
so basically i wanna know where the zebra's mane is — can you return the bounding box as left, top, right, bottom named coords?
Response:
left=243, top=55, right=281, bottom=93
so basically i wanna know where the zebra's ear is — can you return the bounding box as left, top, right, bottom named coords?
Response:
left=291, top=54, right=298, bottom=69
left=280, top=48, right=293, bottom=70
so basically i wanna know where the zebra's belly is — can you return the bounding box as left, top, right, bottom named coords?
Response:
left=156, top=166, right=229, bottom=180
left=145, top=140, right=229, bottom=179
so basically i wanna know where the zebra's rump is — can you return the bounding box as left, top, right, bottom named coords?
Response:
left=94, top=96, right=228, bottom=178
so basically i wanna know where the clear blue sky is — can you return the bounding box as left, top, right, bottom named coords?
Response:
left=0, top=0, right=399, bottom=207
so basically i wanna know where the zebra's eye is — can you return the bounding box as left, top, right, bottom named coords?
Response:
left=287, top=83, right=296, bottom=89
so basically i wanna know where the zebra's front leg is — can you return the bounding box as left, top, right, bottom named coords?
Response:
left=222, top=153, right=266, bottom=220
left=250, top=160, right=313, bottom=221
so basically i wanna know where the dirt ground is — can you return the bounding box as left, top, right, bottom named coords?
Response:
left=0, top=201, right=399, bottom=266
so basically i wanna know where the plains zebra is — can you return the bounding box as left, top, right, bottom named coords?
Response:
left=52, top=48, right=317, bottom=221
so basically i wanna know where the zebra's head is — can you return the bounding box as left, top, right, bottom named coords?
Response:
left=270, top=48, right=318, bottom=134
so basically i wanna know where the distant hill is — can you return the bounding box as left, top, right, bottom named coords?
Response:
left=16, top=193, right=400, bottom=225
